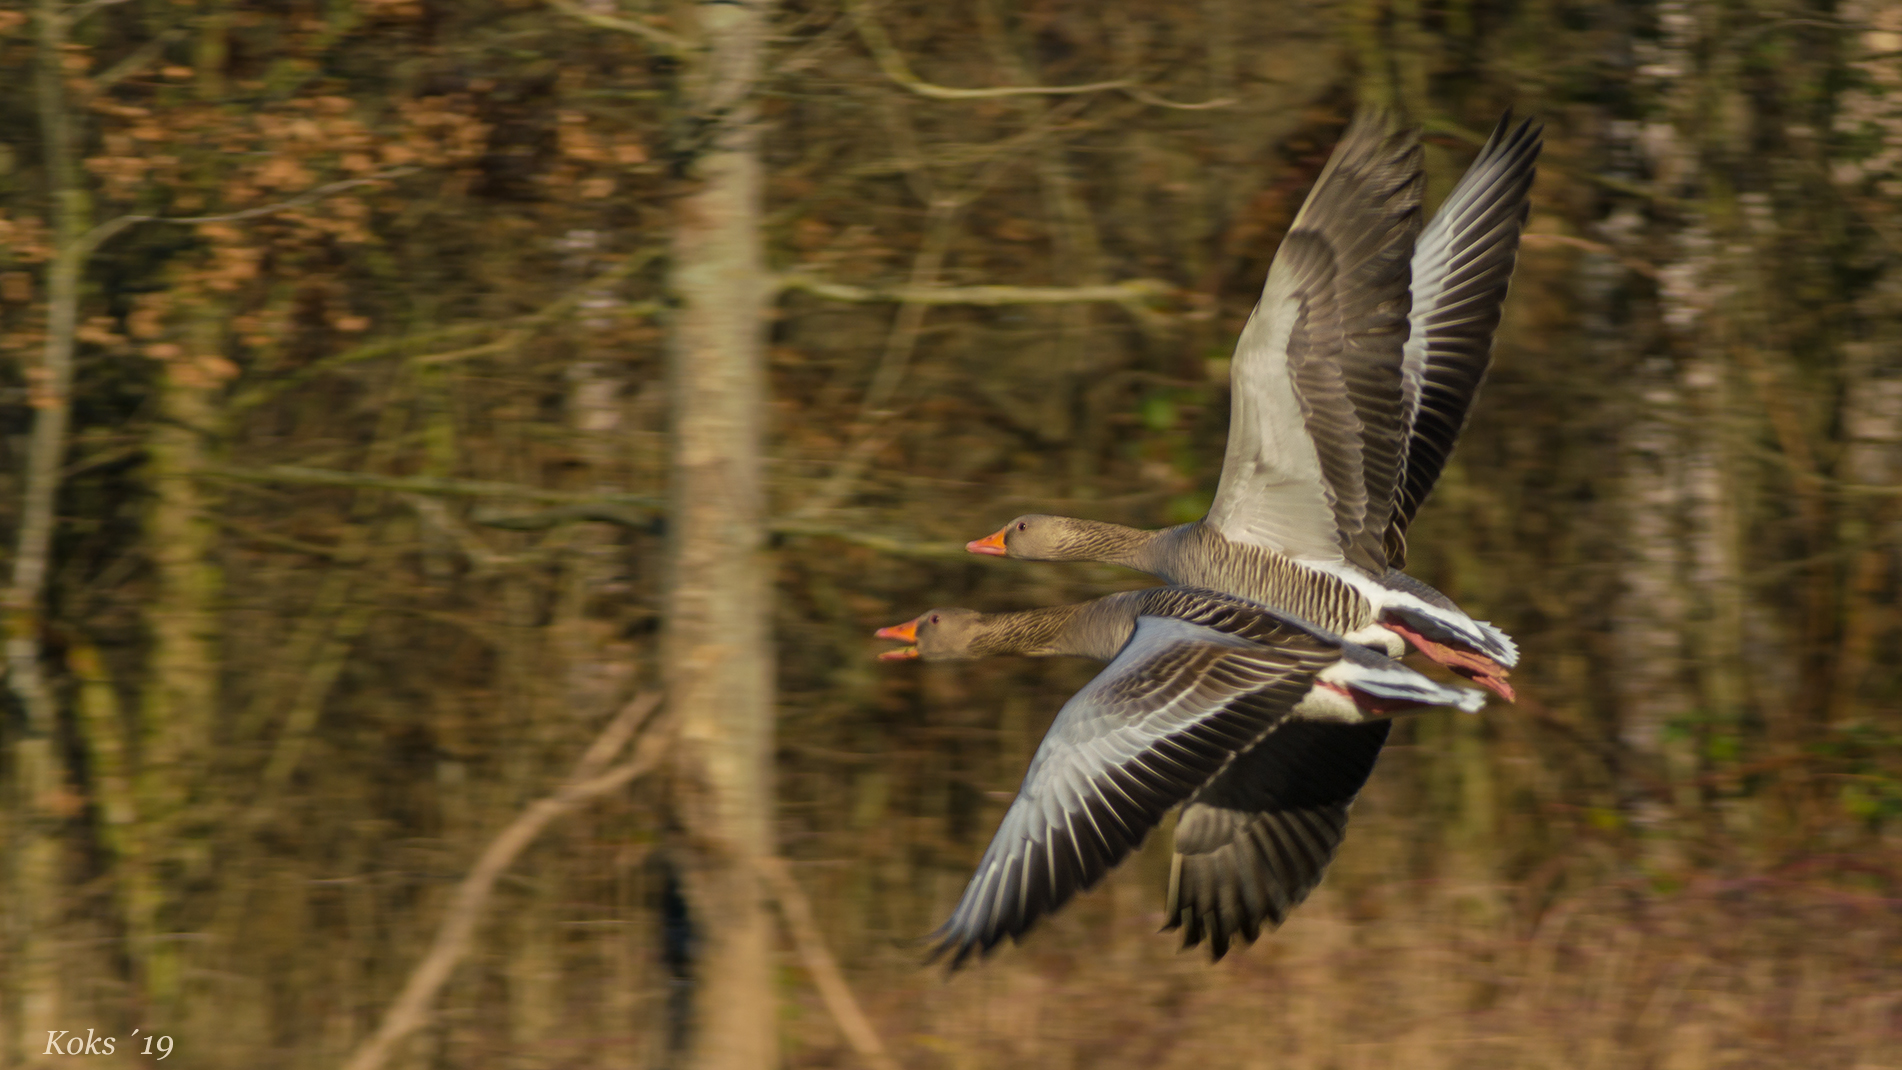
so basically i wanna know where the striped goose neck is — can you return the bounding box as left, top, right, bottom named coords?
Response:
left=1161, top=526, right=1373, bottom=635
left=968, top=603, right=1093, bottom=659
left=1023, top=519, right=1172, bottom=568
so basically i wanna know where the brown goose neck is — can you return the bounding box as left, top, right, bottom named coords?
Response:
left=970, top=603, right=1088, bottom=658
left=1092, top=522, right=1185, bottom=574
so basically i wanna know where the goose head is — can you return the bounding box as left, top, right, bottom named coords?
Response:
left=966, top=514, right=1131, bottom=561
left=873, top=608, right=990, bottom=660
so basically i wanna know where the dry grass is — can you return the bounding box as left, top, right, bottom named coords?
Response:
left=776, top=852, right=1902, bottom=1070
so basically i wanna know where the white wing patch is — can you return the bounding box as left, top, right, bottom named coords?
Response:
left=1208, top=292, right=1342, bottom=562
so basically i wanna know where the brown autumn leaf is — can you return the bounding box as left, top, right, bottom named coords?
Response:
left=23, top=365, right=54, bottom=409
left=76, top=317, right=124, bottom=347
left=198, top=355, right=241, bottom=382
left=128, top=304, right=167, bottom=340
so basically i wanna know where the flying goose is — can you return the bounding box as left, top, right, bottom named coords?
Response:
left=966, top=113, right=1542, bottom=701
left=874, top=585, right=1483, bottom=965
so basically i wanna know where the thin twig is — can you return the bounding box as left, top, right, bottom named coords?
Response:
left=199, top=463, right=665, bottom=510
left=198, top=463, right=991, bottom=555
left=1521, top=232, right=1662, bottom=279
left=99, top=168, right=417, bottom=233
left=226, top=252, right=663, bottom=417
left=857, top=200, right=958, bottom=420
left=62, top=0, right=133, bottom=27
left=404, top=495, right=523, bottom=574
left=761, top=856, right=902, bottom=1070
left=1119, top=85, right=1236, bottom=110
left=90, top=26, right=186, bottom=89
left=772, top=521, right=971, bottom=559
left=470, top=504, right=656, bottom=530
left=340, top=693, right=668, bottom=1070
left=51, top=169, right=420, bottom=275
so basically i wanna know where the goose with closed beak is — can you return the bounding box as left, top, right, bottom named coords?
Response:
left=966, top=113, right=1542, bottom=701
left=874, top=586, right=1483, bottom=965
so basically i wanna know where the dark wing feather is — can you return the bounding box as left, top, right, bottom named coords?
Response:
left=1165, top=719, right=1391, bottom=958
left=1209, top=110, right=1424, bottom=574
left=1128, top=584, right=1350, bottom=648
left=1386, top=114, right=1543, bottom=565
left=931, top=616, right=1335, bottom=968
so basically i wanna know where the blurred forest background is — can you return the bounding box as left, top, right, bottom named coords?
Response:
left=2, top=0, right=1900, bottom=1067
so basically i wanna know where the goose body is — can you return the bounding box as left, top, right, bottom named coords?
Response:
left=875, top=586, right=1482, bottom=964
left=967, top=113, right=1541, bottom=700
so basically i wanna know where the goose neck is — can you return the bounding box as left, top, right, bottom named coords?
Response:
left=973, top=603, right=1088, bottom=658
left=1099, top=522, right=1186, bottom=576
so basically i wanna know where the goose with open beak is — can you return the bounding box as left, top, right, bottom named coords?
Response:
left=874, top=585, right=1483, bottom=965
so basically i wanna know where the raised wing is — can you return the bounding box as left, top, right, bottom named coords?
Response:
left=1207, top=110, right=1424, bottom=574
left=1165, top=719, right=1391, bottom=958
left=931, top=616, right=1335, bottom=967
left=1386, top=114, right=1542, bottom=566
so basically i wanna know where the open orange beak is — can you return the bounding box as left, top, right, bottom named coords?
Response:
left=874, top=618, right=920, bottom=660
left=966, top=527, right=1009, bottom=557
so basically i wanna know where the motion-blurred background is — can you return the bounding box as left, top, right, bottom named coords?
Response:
left=1, top=0, right=1898, bottom=1067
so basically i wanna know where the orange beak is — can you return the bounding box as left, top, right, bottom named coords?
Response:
left=874, top=618, right=920, bottom=660
left=966, top=527, right=1009, bottom=557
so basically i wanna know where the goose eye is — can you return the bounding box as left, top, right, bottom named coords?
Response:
left=1016, top=521, right=1028, bottom=531
left=929, top=613, right=941, bottom=624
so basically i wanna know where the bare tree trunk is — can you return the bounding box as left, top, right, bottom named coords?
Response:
left=6, top=1, right=88, bottom=1058
left=1611, top=4, right=1711, bottom=851
left=1830, top=0, right=1902, bottom=732
left=137, top=306, right=227, bottom=1010
left=1608, top=283, right=1700, bottom=847
left=665, top=2, right=777, bottom=1067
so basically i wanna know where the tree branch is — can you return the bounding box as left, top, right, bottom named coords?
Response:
left=1520, top=232, right=1661, bottom=279
left=545, top=0, right=688, bottom=52
left=340, top=692, right=668, bottom=1070
left=104, top=168, right=417, bottom=232
left=226, top=251, right=664, bottom=417
left=777, top=272, right=1172, bottom=306
left=761, top=856, right=902, bottom=1070
left=470, top=504, right=658, bottom=530
left=772, top=520, right=971, bottom=559
left=90, top=26, right=187, bottom=90
left=1119, top=85, right=1236, bottom=110
left=199, top=463, right=665, bottom=511
left=197, top=464, right=990, bottom=556
left=63, top=0, right=134, bottom=28
left=848, top=0, right=1128, bottom=100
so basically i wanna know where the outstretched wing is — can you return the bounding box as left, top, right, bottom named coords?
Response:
left=1165, top=719, right=1392, bottom=958
left=1207, top=110, right=1424, bottom=575
left=1387, top=114, right=1543, bottom=565
left=931, top=616, right=1335, bottom=967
